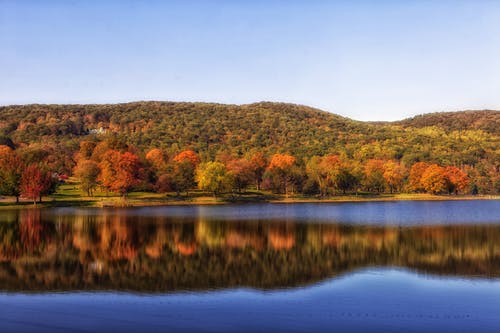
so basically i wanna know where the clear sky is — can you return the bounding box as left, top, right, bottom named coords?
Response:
left=1, top=0, right=499, bottom=120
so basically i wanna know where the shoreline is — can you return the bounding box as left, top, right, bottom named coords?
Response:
left=0, top=193, right=498, bottom=209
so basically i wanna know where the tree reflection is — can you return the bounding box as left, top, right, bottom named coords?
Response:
left=0, top=210, right=498, bottom=292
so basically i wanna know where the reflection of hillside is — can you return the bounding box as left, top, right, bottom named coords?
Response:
left=0, top=210, right=498, bottom=292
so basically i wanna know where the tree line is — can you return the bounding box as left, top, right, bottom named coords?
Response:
left=0, top=136, right=487, bottom=203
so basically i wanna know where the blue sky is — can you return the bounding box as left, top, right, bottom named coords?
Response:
left=1, top=0, right=499, bottom=120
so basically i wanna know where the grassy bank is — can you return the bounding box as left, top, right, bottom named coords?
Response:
left=0, top=181, right=498, bottom=209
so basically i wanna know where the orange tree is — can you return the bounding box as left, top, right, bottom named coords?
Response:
left=99, top=150, right=142, bottom=197
left=0, top=145, right=23, bottom=203
left=265, top=154, right=297, bottom=197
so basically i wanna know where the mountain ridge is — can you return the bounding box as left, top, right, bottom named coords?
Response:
left=1, top=100, right=498, bottom=125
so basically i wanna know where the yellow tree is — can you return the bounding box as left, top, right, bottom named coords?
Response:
left=383, top=160, right=405, bottom=193
left=363, top=159, right=385, bottom=193
left=196, top=161, right=234, bottom=198
left=306, top=156, right=328, bottom=197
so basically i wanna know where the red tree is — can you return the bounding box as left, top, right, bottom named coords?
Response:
left=445, top=166, right=469, bottom=194
left=249, top=152, right=267, bottom=190
left=21, top=164, right=53, bottom=204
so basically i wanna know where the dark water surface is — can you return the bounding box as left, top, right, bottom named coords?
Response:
left=0, top=200, right=499, bottom=332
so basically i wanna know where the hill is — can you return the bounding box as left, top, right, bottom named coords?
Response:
left=396, top=110, right=500, bottom=133
left=0, top=101, right=498, bottom=169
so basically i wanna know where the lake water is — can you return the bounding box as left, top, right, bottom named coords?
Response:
left=0, top=200, right=499, bottom=332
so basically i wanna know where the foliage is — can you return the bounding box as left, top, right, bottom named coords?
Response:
left=0, top=102, right=498, bottom=198
left=73, top=159, right=100, bottom=196
left=0, top=145, right=23, bottom=201
left=420, top=164, right=447, bottom=194
left=99, top=150, right=142, bottom=196
left=266, top=154, right=298, bottom=196
left=20, top=164, right=54, bottom=204
left=195, top=161, right=234, bottom=197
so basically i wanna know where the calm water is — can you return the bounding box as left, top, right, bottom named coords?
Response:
left=0, top=200, right=499, bottom=332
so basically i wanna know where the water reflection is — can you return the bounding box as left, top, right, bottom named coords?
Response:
left=0, top=209, right=498, bottom=292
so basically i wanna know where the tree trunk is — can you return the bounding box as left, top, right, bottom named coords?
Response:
left=15, top=196, right=19, bottom=204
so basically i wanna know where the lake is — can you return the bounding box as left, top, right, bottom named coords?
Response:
left=0, top=200, right=499, bottom=332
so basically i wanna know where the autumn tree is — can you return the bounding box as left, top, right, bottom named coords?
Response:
left=0, top=145, right=23, bottom=202
left=157, top=160, right=197, bottom=196
left=335, top=167, right=359, bottom=194
left=420, top=164, right=447, bottom=194
left=196, top=161, right=234, bottom=198
left=99, top=150, right=142, bottom=197
left=363, top=159, right=386, bottom=193
left=145, top=148, right=167, bottom=172
left=444, top=166, right=469, bottom=194
left=266, top=154, right=297, bottom=197
left=249, top=152, right=267, bottom=190
left=383, top=160, right=405, bottom=193
left=173, top=150, right=200, bottom=167
left=157, top=150, right=201, bottom=196
left=226, top=158, right=254, bottom=193
left=155, top=173, right=173, bottom=193
left=78, top=141, right=97, bottom=160
left=306, top=155, right=341, bottom=196
left=20, top=164, right=54, bottom=204
left=74, top=159, right=101, bottom=196
left=407, top=162, right=430, bottom=193
left=306, top=156, right=328, bottom=197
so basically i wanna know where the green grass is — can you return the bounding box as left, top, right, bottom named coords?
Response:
left=0, top=181, right=498, bottom=210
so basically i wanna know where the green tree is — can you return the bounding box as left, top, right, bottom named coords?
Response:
left=196, top=161, right=234, bottom=198
left=74, top=159, right=101, bottom=196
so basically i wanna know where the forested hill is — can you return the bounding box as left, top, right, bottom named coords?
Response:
left=0, top=101, right=498, bottom=167
left=395, top=110, right=499, bottom=133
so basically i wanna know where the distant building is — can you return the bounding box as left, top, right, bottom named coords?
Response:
left=88, top=127, right=107, bottom=135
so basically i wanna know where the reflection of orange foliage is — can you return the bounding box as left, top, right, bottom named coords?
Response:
left=419, top=226, right=446, bottom=240
left=366, top=229, right=397, bottom=248
left=268, top=227, right=295, bottom=250
left=145, top=227, right=167, bottom=259
left=19, top=210, right=43, bottom=252
left=73, top=233, right=92, bottom=252
left=145, top=244, right=162, bottom=258
left=100, top=220, right=138, bottom=260
left=322, top=230, right=341, bottom=247
left=226, top=230, right=264, bottom=250
left=175, top=242, right=198, bottom=256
